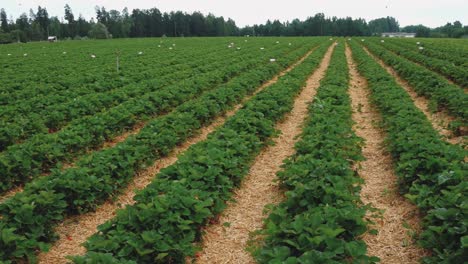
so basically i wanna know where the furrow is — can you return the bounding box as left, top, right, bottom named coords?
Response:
left=72, top=40, right=331, bottom=264
left=346, top=44, right=429, bottom=263
left=36, top=47, right=318, bottom=264
left=195, top=44, right=335, bottom=264
left=0, top=43, right=298, bottom=195
left=362, top=47, right=465, bottom=145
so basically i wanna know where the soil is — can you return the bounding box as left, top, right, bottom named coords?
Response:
left=362, top=46, right=465, bottom=146
left=346, top=44, right=429, bottom=263
left=195, top=44, right=335, bottom=264
left=37, top=47, right=318, bottom=264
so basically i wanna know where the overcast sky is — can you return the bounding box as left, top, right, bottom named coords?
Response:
left=1, top=0, right=467, bottom=28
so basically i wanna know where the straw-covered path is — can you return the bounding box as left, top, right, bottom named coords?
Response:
left=37, top=46, right=318, bottom=264
left=362, top=46, right=465, bottom=146
left=0, top=120, right=147, bottom=204
left=345, top=43, right=429, bottom=263
left=195, top=43, right=336, bottom=264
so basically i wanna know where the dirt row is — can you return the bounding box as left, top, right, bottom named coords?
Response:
left=362, top=46, right=465, bottom=145
left=37, top=47, right=319, bottom=264
left=33, top=40, right=461, bottom=263
left=0, top=122, right=148, bottom=204
left=346, top=44, right=429, bottom=263
left=378, top=44, right=467, bottom=92
left=193, top=43, right=456, bottom=264
left=196, top=43, right=336, bottom=264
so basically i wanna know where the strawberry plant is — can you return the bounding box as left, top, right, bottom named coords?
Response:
left=71, top=41, right=332, bottom=263
left=373, top=39, right=467, bottom=88
left=361, top=40, right=467, bottom=127
left=255, top=42, right=378, bottom=263
left=0, top=42, right=303, bottom=193
left=384, top=38, right=468, bottom=68
left=350, top=40, right=467, bottom=264
left=0, top=44, right=262, bottom=151
left=0, top=39, right=326, bottom=263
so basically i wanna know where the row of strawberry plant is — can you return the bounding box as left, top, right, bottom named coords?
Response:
left=407, top=38, right=468, bottom=60
left=384, top=39, right=467, bottom=68
left=2, top=39, right=303, bottom=116
left=254, top=42, right=377, bottom=263
left=0, top=38, right=230, bottom=104
left=71, top=41, right=331, bottom=264
left=0, top=40, right=325, bottom=263
left=2, top=37, right=272, bottom=108
left=0, top=45, right=174, bottom=104
left=0, top=42, right=304, bottom=194
left=1, top=42, right=233, bottom=116
left=371, top=39, right=468, bottom=88
left=0, top=38, right=294, bottom=105
left=361, top=40, right=468, bottom=126
left=349, top=40, right=467, bottom=264
left=0, top=43, right=278, bottom=151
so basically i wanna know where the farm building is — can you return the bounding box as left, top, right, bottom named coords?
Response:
left=48, top=36, right=58, bottom=42
left=381, top=32, right=416, bottom=38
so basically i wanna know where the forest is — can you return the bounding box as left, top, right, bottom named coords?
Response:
left=0, top=5, right=467, bottom=43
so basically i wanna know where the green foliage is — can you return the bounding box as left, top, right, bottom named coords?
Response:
left=371, top=38, right=468, bottom=88
left=1, top=3, right=467, bottom=43
left=0, top=31, right=13, bottom=44
left=368, top=16, right=400, bottom=34
left=401, top=25, right=431, bottom=37
left=7, top=29, right=26, bottom=43
left=383, top=38, right=468, bottom=68
left=0, top=38, right=326, bottom=263
left=242, top=14, right=372, bottom=37
left=72, top=42, right=331, bottom=263
left=432, top=21, right=466, bottom=38
left=0, top=8, right=8, bottom=33
left=88, top=22, right=110, bottom=39
left=255, top=42, right=378, bottom=263
left=0, top=39, right=305, bottom=192
left=0, top=36, right=464, bottom=263
left=349, top=40, right=467, bottom=263
left=362, top=39, right=467, bottom=127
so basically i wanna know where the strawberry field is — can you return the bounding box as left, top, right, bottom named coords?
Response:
left=0, top=37, right=466, bottom=263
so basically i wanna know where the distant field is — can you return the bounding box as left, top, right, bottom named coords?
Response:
left=0, top=37, right=466, bottom=263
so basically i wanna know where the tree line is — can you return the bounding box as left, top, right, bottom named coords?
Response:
left=402, top=22, right=467, bottom=38
left=0, top=5, right=239, bottom=43
left=0, top=5, right=466, bottom=44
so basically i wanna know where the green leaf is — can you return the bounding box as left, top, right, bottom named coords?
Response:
left=461, top=236, right=468, bottom=249
left=1, top=228, right=19, bottom=244
left=155, top=252, right=169, bottom=260
left=345, top=241, right=367, bottom=257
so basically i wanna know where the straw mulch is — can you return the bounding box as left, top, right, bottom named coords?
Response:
left=346, top=44, right=430, bottom=263
left=195, top=45, right=335, bottom=264
left=37, top=47, right=318, bottom=264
